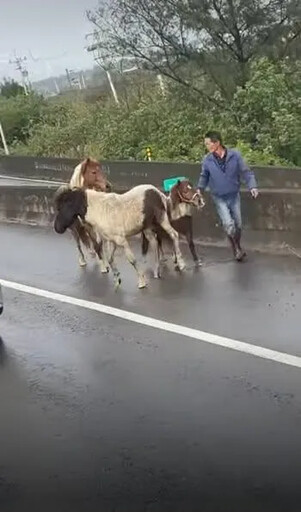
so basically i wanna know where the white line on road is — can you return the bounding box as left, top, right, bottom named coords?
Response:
left=1, top=278, right=301, bottom=370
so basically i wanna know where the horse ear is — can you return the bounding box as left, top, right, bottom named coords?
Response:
left=81, top=158, right=90, bottom=175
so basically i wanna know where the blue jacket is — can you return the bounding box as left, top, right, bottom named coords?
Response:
left=197, top=149, right=257, bottom=197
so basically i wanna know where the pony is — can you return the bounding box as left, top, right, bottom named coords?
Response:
left=67, top=158, right=112, bottom=271
left=142, top=179, right=205, bottom=267
left=53, top=185, right=186, bottom=289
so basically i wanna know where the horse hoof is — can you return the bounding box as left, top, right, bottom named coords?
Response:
left=153, top=270, right=161, bottom=279
left=79, top=260, right=87, bottom=267
left=99, top=262, right=109, bottom=273
left=138, top=277, right=147, bottom=288
left=195, top=259, right=202, bottom=267
left=177, top=261, right=186, bottom=272
left=114, top=277, right=122, bottom=291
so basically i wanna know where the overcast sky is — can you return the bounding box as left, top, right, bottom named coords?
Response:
left=0, top=0, right=98, bottom=82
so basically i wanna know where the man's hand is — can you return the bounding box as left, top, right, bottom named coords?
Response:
left=196, top=189, right=206, bottom=209
left=250, top=188, right=259, bottom=199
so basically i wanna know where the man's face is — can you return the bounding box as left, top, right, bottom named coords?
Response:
left=204, top=137, right=220, bottom=153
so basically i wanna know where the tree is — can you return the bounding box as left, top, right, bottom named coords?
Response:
left=0, top=92, right=45, bottom=145
left=0, top=78, right=25, bottom=98
left=225, top=58, right=301, bottom=165
left=87, top=0, right=301, bottom=101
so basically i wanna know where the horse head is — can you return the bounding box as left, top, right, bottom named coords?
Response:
left=81, top=158, right=107, bottom=192
left=170, top=180, right=205, bottom=209
left=53, top=188, right=87, bottom=234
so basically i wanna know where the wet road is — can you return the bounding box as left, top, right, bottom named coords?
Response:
left=1, top=223, right=301, bottom=511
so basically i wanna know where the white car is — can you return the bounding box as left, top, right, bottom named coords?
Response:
left=0, top=284, right=3, bottom=315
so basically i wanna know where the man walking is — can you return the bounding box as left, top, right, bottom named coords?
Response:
left=197, top=131, right=258, bottom=261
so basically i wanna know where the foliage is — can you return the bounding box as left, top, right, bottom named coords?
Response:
left=1, top=57, right=300, bottom=167
left=0, top=78, right=25, bottom=98
left=0, top=92, right=45, bottom=145
left=226, top=59, right=301, bottom=165
left=87, top=0, right=301, bottom=100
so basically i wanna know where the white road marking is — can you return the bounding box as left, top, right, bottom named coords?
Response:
left=1, top=278, right=301, bottom=370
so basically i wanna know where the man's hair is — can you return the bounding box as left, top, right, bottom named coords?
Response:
left=205, top=131, right=223, bottom=144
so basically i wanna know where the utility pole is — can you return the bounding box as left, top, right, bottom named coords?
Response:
left=157, top=74, right=166, bottom=96
left=9, top=54, right=30, bottom=95
left=65, top=68, right=72, bottom=89
left=66, top=68, right=82, bottom=90
left=85, top=31, right=120, bottom=105
left=81, top=72, right=87, bottom=90
left=0, top=122, right=9, bottom=155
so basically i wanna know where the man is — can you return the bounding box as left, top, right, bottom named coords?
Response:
left=197, top=131, right=258, bottom=261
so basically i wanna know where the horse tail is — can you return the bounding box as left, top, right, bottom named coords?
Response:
left=141, top=230, right=163, bottom=256
left=141, top=232, right=149, bottom=256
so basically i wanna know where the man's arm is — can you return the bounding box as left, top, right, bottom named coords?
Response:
left=197, top=160, right=209, bottom=191
left=237, top=153, right=258, bottom=198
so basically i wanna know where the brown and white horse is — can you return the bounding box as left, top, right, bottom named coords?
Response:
left=142, top=179, right=205, bottom=267
left=53, top=185, right=186, bottom=289
left=66, top=158, right=112, bottom=271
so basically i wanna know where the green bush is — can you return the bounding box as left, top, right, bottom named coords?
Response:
left=1, top=58, right=300, bottom=167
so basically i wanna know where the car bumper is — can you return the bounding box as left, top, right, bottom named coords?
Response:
left=0, top=285, right=3, bottom=315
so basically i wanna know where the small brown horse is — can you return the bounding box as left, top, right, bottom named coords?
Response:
left=142, top=179, right=205, bottom=267
left=70, top=158, right=112, bottom=192
left=65, top=158, right=112, bottom=270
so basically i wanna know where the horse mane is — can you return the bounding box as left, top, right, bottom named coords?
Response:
left=169, top=180, right=182, bottom=207
left=69, top=163, right=84, bottom=189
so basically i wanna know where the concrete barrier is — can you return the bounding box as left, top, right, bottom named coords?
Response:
left=0, top=185, right=56, bottom=227
left=1, top=155, right=301, bottom=189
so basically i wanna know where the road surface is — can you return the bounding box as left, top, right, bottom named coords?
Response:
left=0, top=223, right=301, bottom=512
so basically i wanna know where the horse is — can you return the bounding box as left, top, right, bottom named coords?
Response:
left=67, top=158, right=112, bottom=271
left=142, top=179, right=205, bottom=267
left=53, top=185, right=186, bottom=289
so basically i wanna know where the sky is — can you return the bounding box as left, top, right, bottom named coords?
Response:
left=0, top=0, right=98, bottom=82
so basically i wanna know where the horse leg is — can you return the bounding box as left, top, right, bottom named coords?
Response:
left=105, top=242, right=122, bottom=289
left=143, top=229, right=161, bottom=279
left=71, top=228, right=87, bottom=267
left=186, top=220, right=202, bottom=266
left=98, top=240, right=110, bottom=273
left=84, top=225, right=109, bottom=273
left=159, top=213, right=186, bottom=271
left=121, top=239, right=147, bottom=289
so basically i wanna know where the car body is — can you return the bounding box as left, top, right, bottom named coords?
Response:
left=0, top=284, right=3, bottom=315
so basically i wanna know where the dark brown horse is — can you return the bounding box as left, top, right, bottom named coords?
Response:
left=142, top=180, right=205, bottom=267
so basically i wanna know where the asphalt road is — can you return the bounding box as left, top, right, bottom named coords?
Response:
left=1, top=223, right=301, bottom=512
